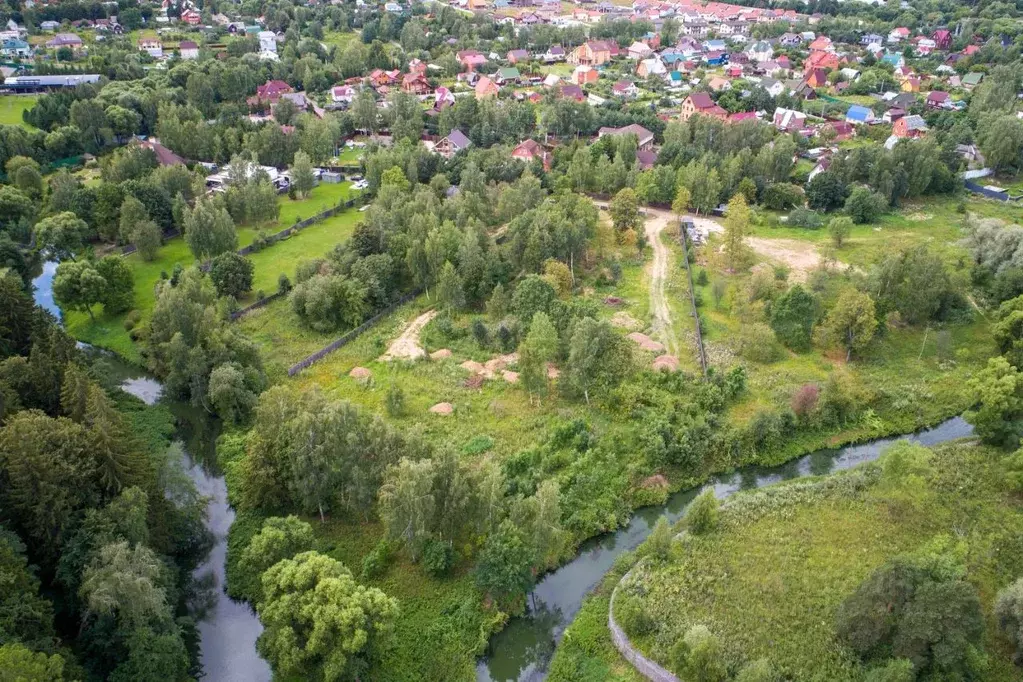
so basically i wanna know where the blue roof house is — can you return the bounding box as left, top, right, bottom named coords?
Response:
left=846, top=104, right=875, bottom=125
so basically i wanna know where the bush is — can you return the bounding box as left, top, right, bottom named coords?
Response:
left=845, top=186, right=888, bottom=224
left=462, top=434, right=494, bottom=456
left=790, top=383, right=820, bottom=419
left=278, top=273, right=292, bottom=293
left=736, top=322, right=782, bottom=363
left=361, top=539, right=396, bottom=580
left=695, top=268, right=709, bottom=286
left=616, top=594, right=655, bottom=636
left=385, top=384, right=406, bottom=417
left=209, top=252, right=254, bottom=299
left=788, top=207, right=825, bottom=230
left=421, top=539, right=455, bottom=577
left=996, top=577, right=1023, bottom=663
left=672, top=625, right=728, bottom=682
left=685, top=489, right=719, bottom=535
left=762, top=182, right=804, bottom=210
left=472, top=319, right=489, bottom=347
left=122, top=310, right=142, bottom=331
left=736, top=659, right=780, bottom=682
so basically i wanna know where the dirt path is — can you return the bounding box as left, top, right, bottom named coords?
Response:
left=379, top=309, right=437, bottom=361
left=642, top=207, right=679, bottom=356
left=746, top=237, right=823, bottom=282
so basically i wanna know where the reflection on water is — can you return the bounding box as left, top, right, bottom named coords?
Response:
left=478, top=417, right=974, bottom=682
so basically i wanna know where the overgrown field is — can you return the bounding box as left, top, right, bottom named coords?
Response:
left=605, top=441, right=1023, bottom=681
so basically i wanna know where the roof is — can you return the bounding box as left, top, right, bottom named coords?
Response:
left=962, top=72, right=984, bottom=85
left=900, top=114, right=928, bottom=131
left=446, top=129, right=472, bottom=149
left=846, top=105, right=872, bottom=121
left=179, top=41, right=198, bottom=49
left=138, top=139, right=185, bottom=166
left=688, top=92, right=716, bottom=109
left=598, top=123, right=654, bottom=143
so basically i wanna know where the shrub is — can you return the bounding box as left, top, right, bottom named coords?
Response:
left=736, top=322, right=782, bottom=363
left=361, top=539, right=396, bottom=580
left=421, top=539, right=455, bottom=577
left=736, top=659, right=780, bottom=682
left=385, top=384, right=406, bottom=417
left=790, top=383, right=820, bottom=419
left=762, top=182, right=804, bottom=210
left=472, top=319, right=489, bottom=347
left=122, top=310, right=142, bottom=331
left=462, top=435, right=494, bottom=456
left=616, top=594, right=654, bottom=636
left=209, top=251, right=254, bottom=299
left=996, top=577, right=1023, bottom=663
left=788, top=207, right=825, bottom=230
left=845, top=186, right=888, bottom=224
left=685, top=489, right=719, bottom=535
left=672, top=625, right=728, bottom=682
left=277, top=273, right=292, bottom=293
left=695, top=268, right=709, bottom=286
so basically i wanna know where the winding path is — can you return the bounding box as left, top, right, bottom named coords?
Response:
left=379, top=309, right=437, bottom=361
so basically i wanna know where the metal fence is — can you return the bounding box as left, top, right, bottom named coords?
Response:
left=286, top=291, right=420, bottom=376
left=964, top=180, right=1010, bottom=202
left=229, top=290, right=286, bottom=321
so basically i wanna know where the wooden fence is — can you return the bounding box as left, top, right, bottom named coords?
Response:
left=286, top=291, right=420, bottom=376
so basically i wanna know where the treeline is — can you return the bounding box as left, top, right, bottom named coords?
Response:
left=0, top=273, right=211, bottom=680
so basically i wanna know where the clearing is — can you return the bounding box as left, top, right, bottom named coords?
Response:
left=745, top=236, right=824, bottom=281
left=643, top=207, right=678, bottom=356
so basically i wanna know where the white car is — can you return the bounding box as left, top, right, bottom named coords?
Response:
left=351, top=180, right=369, bottom=190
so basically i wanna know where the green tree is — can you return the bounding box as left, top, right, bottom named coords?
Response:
left=183, top=198, right=237, bottom=261
left=685, top=489, right=719, bottom=535
left=0, top=643, right=65, bottom=681
left=845, top=186, right=888, bottom=224
left=564, top=317, right=632, bottom=404
left=996, top=577, right=1023, bottom=663
left=378, top=458, right=436, bottom=561
left=0, top=530, right=55, bottom=650
left=978, top=115, right=1023, bottom=173
left=290, top=150, right=315, bottom=198
left=256, top=551, right=398, bottom=681
left=609, top=187, right=641, bottom=233
left=34, top=212, right=90, bottom=261
left=723, top=193, right=752, bottom=272
left=519, top=311, right=558, bottom=403
left=512, top=274, right=557, bottom=325
left=209, top=252, right=254, bottom=298
left=817, top=288, right=878, bottom=361
left=828, top=215, right=853, bottom=248
left=353, top=89, right=378, bottom=134
left=436, top=261, right=465, bottom=312
left=289, top=274, right=368, bottom=332
left=79, top=540, right=167, bottom=628
left=672, top=625, right=728, bottom=682
left=806, top=172, right=848, bottom=212
left=53, top=260, right=106, bottom=321
left=735, top=659, right=780, bottom=682
left=208, top=363, right=258, bottom=424
left=965, top=356, right=1023, bottom=448
left=474, top=519, right=535, bottom=606
left=95, top=255, right=134, bottom=313
left=236, top=516, right=315, bottom=603
left=770, top=284, right=817, bottom=352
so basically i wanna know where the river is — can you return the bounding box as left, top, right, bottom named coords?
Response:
left=31, top=263, right=973, bottom=682
left=476, top=416, right=974, bottom=682
left=32, top=265, right=273, bottom=682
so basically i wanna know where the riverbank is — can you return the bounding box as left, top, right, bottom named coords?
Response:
left=601, top=438, right=1022, bottom=682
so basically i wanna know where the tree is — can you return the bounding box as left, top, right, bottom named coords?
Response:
left=770, top=284, right=817, bottom=352
left=0, top=530, right=55, bottom=651
left=828, top=216, right=852, bottom=248
left=609, top=187, right=641, bottom=233
left=378, top=458, right=436, bottom=561
left=685, top=489, right=718, bottom=535
left=236, top=516, right=315, bottom=603
left=208, top=363, right=258, bottom=424
left=436, top=260, right=465, bottom=312
left=845, top=187, right=888, bottom=224
left=290, top=150, right=315, bottom=198
left=994, top=295, right=1023, bottom=370
left=512, top=274, right=558, bottom=325
left=474, top=519, right=535, bottom=606
left=806, top=172, right=848, bottom=211
left=53, top=260, right=106, bottom=321
left=0, top=643, right=65, bottom=681
left=519, top=311, right=558, bottom=403
left=289, top=274, right=368, bottom=332
left=564, top=317, right=632, bottom=404
left=0, top=185, right=33, bottom=236
left=183, top=198, right=237, bottom=261
left=723, top=193, right=752, bottom=272
left=978, top=115, right=1023, bottom=173
left=256, top=551, right=398, bottom=680
left=34, top=212, right=90, bottom=261
left=817, top=288, right=878, bottom=361
left=996, top=577, right=1023, bottom=663
left=965, top=357, right=1023, bottom=448
left=672, top=625, right=728, bottom=682
left=79, top=540, right=167, bottom=628
left=14, top=165, right=42, bottom=200
left=672, top=184, right=691, bottom=216
left=209, top=252, right=254, bottom=298
left=872, top=246, right=953, bottom=325
left=353, top=89, right=378, bottom=134
left=95, top=255, right=134, bottom=314
left=735, top=659, right=780, bottom=682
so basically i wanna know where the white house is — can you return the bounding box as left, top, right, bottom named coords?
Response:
left=178, top=40, right=199, bottom=59
left=137, top=37, right=163, bottom=58
left=627, top=41, right=653, bottom=60
left=258, top=31, right=278, bottom=54
left=332, top=84, right=357, bottom=103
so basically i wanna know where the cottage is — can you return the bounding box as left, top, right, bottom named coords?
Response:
left=627, top=41, right=653, bottom=60
left=332, top=85, right=357, bottom=103
left=846, top=104, right=875, bottom=125
left=597, top=123, right=655, bottom=150
left=559, top=84, right=585, bottom=101
left=46, top=33, right=83, bottom=50
left=137, top=139, right=185, bottom=166
left=759, top=78, right=784, bottom=97
left=926, top=90, right=950, bottom=109
left=0, top=39, right=31, bottom=57
left=933, top=29, right=952, bottom=51
left=892, top=114, right=928, bottom=138
left=572, top=65, right=599, bottom=85
left=773, top=107, right=807, bottom=132
left=401, top=73, right=432, bottom=95
left=457, top=50, right=487, bottom=71
left=636, top=57, right=666, bottom=78
left=747, top=40, right=772, bottom=62
left=180, top=9, right=201, bottom=24
left=178, top=40, right=199, bottom=59
left=543, top=45, right=566, bottom=62
left=806, top=68, right=828, bottom=89
left=611, top=81, right=639, bottom=98
left=495, top=67, right=520, bottom=85
left=137, top=37, right=163, bottom=58
left=512, top=139, right=551, bottom=169
left=888, top=27, right=910, bottom=43
left=475, top=76, right=500, bottom=99
left=635, top=149, right=657, bottom=170
left=434, top=129, right=472, bottom=158
left=679, top=92, right=728, bottom=121
left=962, top=72, right=984, bottom=89
left=569, top=40, right=612, bottom=66
left=707, top=75, right=731, bottom=92
left=506, top=49, right=530, bottom=64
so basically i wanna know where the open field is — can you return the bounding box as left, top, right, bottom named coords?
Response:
left=0, top=95, right=38, bottom=129
left=615, top=441, right=1023, bottom=681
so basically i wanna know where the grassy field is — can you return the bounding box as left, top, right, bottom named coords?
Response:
left=609, top=441, right=1023, bottom=681
left=63, top=183, right=359, bottom=361
left=0, top=95, right=38, bottom=129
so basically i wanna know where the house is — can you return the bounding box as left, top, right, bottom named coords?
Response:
left=962, top=72, right=984, bottom=89
left=808, top=35, right=833, bottom=52
left=181, top=9, right=201, bottom=25
left=636, top=57, right=666, bottom=78
left=40, top=20, right=60, bottom=31
left=45, top=33, right=83, bottom=50
left=572, top=65, right=599, bottom=85
left=707, top=75, right=731, bottom=92
left=495, top=67, right=520, bottom=85
left=332, top=85, right=357, bottom=103
left=861, top=33, right=884, bottom=46
left=408, top=58, right=428, bottom=76
left=475, top=76, right=499, bottom=99
left=846, top=104, right=875, bottom=125
left=759, top=78, right=784, bottom=97
left=773, top=107, right=807, bottom=132
left=882, top=107, right=906, bottom=124
left=512, top=139, right=551, bottom=170
left=457, top=50, right=487, bottom=71
left=627, top=41, right=652, bottom=60
left=635, top=149, right=657, bottom=170
left=559, top=84, right=585, bottom=101
left=888, top=27, right=910, bottom=43
left=679, top=92, right=728, bottom=121
left=597, top=123, right=655, bottom=150
left=178, top=40, right=199, bottom=59
left=401, top=73, right=432, bottom=95
left=728, top=111, right=758, bottom=124
left=433, top=86, right=455, bottom=110
left=747, top=40, right=772, bottom=62
left=138, top=37, right=163, bottom=58
left=434, top=129, right=472, bottom=158
left=569, top=40, right=612, bottom=66
left=926, top=90, right=950, bottom=109
left=892, top=114, right=928, bottom=138
left=137, top=139, right=185, bottom=166
left=806, top=68, right=828, bottom=88
left=252, top=79, right=293, bottom=104
left=0, top=39, right=31, bottom=57
left=507, top=49, right=529, bottom=64
left=779, top=32, right=801, bottom=47
left=704, top=51, right=727, bottom=66
left=933, top=29, right=953, bottom=51
left=612, top=81, right=639, bottom=98
left=888, top=92, right=917, bottom=110
left=543, top=45, right=566, bottom=62
left=804, top=50, right=841, bottom=74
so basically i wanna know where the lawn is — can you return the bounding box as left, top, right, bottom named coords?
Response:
left=62, top=184, right=361, bottom=360
left=612, top=441, right=1023, bottom=681
left=0, top=95, right=38, bottom=130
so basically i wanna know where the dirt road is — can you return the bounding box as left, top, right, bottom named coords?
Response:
left=379, top=309, right=437, bottom=361
left=641, top=207, right=678, bottom=356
